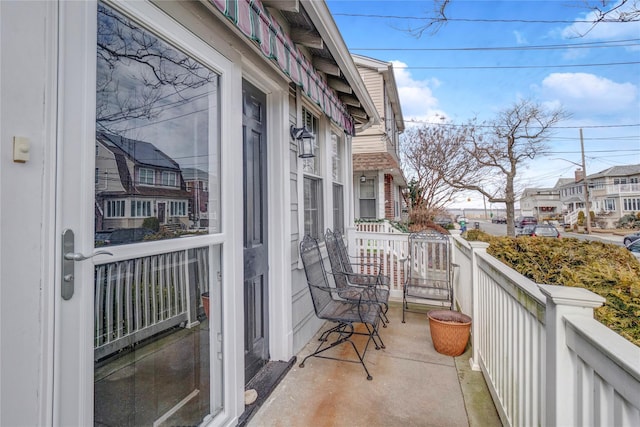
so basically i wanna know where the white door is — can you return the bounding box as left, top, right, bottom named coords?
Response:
left=55, top=2, right=231, bottom=424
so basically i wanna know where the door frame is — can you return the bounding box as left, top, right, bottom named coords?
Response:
left=241, top=66, right=292, bottom=364
left=52, top=1, right=245, bottom=425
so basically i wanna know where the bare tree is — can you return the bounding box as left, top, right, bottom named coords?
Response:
left=400, top=125, right=474, bottom=213
left=401, top=100, right=568, bottom=236
left=408, top=0, right=638, bottom=37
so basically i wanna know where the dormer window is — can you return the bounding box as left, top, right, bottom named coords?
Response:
left=139, top=168, right=155, bottom=185
left=162, top=171, right=177, bottom=187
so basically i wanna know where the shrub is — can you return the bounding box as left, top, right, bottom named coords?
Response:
left=577, top=210, right=585, bottom=226
left=465, top=231, right=640, bottom=346
left=142, top=216, right=160, bottom=232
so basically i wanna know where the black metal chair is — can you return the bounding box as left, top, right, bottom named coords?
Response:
left=298, top=235, right=385, bottom=380
left=332, top=229, right=391, bottom=288
left=324, top=229, right=389, bottom=325
left=402, top=230, right=455, bottom=323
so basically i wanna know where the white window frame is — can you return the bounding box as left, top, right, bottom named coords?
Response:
left=139, top=167, right=155, bottom=185
left=161, top=171, right=177, bottom=187
left=301, top=106, right=324, bottom=239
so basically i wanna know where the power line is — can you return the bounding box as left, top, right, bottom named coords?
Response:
left=332, top=12, right=640, bottom=24
left=403, top=119, right=640, bottom=129
left=351, top=38, right=640, bottom=52
left=395, top=61, right=639, bottom=70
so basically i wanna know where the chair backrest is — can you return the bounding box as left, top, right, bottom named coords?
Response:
left=333, top=229, right=357, bottom=275
left=323, top=229, right=351, bottom=291
left=299, top=235, right=334, bottom=317
left=407, top=230, right=451, bottom=282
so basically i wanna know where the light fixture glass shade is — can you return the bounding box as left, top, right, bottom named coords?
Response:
left=360, top=174, right=367, bottom=182
left=291, top=125, right=315, bottom=158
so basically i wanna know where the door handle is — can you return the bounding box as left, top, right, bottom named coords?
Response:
left=64, top=250, right=113, bottom=261
left=61, top=229, right=113, bottom=300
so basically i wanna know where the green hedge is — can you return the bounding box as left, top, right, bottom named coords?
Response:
left=465, top=229, right=640, bottom=346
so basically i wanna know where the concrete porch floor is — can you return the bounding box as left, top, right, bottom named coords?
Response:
left=248, top=302, right=500, bottom=427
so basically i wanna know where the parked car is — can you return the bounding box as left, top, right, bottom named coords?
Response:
left=518, top=224, right=560, bottom=238
left=434, top=216, right=453, bottom=227
left=95, top=230, right=113, bottom=246
left=514, top=216, right=538, bottom=228
left=104, top=227, right=155, bottom=246
left=457, top=216, right=468, bottom=225
left=623, top=231, right=640, bottom=246
left=491, top=216, right=507, bottom=224
left=626, top=239, right=640, bottom=259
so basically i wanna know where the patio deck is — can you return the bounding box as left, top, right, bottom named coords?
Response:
left=247, top=302, right=500, bottom=427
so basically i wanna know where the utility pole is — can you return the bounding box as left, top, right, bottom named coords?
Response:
left=580, top=128, right=591, bottom=234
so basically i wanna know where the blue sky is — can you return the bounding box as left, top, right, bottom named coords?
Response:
left=327, top=0, right=640, bottom=207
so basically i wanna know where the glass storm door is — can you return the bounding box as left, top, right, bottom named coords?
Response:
left=56, top=2, right=225, bottom=425
left=242, top=80, right=269, bottom=382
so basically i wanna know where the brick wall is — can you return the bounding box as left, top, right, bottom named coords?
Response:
left=384, top=174, right=394, bottom=219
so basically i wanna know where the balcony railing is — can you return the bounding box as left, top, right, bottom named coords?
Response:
left=348, top=226, right=640, bottom=426
left=94, top=246, right=209, bottom=361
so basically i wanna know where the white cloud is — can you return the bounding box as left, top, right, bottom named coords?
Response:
left=540, top=72, right=638, bottom=115
left=513, top=30, right=527, bottom=45
left=391, top=60, right=445, bottom=124
left=561, top=0, right=640, bottom=41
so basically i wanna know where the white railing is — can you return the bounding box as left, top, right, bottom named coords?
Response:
left=564, top=209, right=580, bottom=226
left=350, top=227, right=640, bottom=426
left=355, top=220, right=404, bottom=234
left=94, top=246, right=209, bottom=360
left=347, top=229, right=408, bottom=299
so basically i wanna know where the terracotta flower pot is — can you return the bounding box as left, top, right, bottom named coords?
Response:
left=428, top=310, right=471, bottom=357
left=201, top=292, right=210, bottom=319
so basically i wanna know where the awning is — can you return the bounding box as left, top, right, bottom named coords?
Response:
left=210, top=0, right=356, bottom=134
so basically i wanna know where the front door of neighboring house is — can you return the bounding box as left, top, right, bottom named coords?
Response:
left=55, top=2, right=230, bottom=425
left=158, top=202, right=166, bottom=224
left=242, top=79, right=270, bottom=383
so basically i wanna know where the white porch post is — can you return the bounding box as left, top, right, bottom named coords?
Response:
left=468, top=240, right=489, bottom=371
left=346, top=226, right=357, bottom=258
left=539, top=284, right=605, bottom=427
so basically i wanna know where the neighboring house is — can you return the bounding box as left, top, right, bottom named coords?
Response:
left=182, top=167, right=212, bottom=229
left=0, top=1, right=378, bottom=426
left=588, top=164, right=640, bottom=228
left=95, top=132, right=191, bottom=231
left=519, top=187, right=563, bottom=220
left=351, top=54, right=406, bottom=221
left=557, top=170, right=589, bottom=225
left=557, top=165, right=640, bottom=228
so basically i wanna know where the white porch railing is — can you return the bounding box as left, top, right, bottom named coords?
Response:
left=355, top=220, right=403, bottom=234
left=94, top=246, right=209, bottom=360
left=349, top=227, right=640, bottom=426
left=564, top=209, right=580, bottom=226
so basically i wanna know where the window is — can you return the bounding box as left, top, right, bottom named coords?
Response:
left=624, top=198, right=640, bottom=211
left=139, top=168, right=155, bottom=185
left=302, top=108, right=320, bottom=175
left=604, top=199, right=616, bottom=211
left=302, top=108, right=323, bottom=239
left=331, top=132, right=344, bottom=232
left=170, top=201, right=186, bottom=216
left=161, top=171, right=177, bottom=187
left=359, top=177, right=376, bottom=219
left=304, top=177, right=323, bottom=239
left=106, top=200, right=125, bottom=218
left=333, top=184, right=344, bottom=233
left=130, top=200, right=152, bottom=217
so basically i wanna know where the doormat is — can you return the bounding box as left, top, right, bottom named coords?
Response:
left=238, top=357, right=297, bottom=426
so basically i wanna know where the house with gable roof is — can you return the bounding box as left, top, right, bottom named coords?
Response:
left=351, top=54, right=407, bottom=221
left=95, top=132, right=191, bottom=231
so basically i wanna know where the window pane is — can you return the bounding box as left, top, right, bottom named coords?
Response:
left=304, top=177, right=323, bottom=239
left=95, top=2, right=220, bottom=241
left=331, top=132, right=341, bottom=182
left=333, top=184, right=344, bottom=233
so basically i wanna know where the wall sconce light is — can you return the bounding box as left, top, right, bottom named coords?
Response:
left=360, top=174, right=367, bottom=183
left=291, top=125, right=315, bottom=158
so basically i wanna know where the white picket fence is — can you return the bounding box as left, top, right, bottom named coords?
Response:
left=349, top=226, right=640, bottom=426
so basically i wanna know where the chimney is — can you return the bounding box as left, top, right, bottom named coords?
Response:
left=574, top=168, right=584, bottom=182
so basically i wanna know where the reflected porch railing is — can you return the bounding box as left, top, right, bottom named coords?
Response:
left=93, top=247, right=209, bottom=361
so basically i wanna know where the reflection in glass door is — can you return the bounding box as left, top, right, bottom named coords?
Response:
left=93, top=3, right=223, bottom=425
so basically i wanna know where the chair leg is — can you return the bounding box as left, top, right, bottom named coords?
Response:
left=299, top=322, right=374, bottom=380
